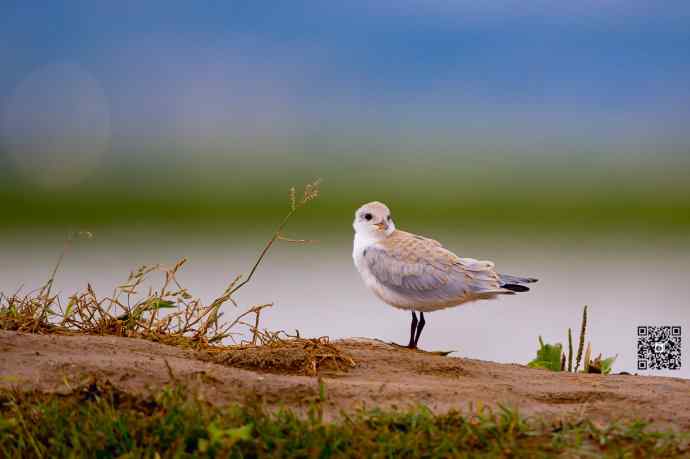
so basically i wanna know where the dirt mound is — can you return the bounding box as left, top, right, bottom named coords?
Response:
left=201, top=336, right=356, bottom=375
left=1, top=330, right=689, bottom=428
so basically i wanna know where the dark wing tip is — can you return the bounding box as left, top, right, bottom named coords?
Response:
left=501, top=283, right=531, bottom=292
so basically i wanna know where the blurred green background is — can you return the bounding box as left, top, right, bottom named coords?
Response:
left=2, top=2, right=690, bottom=242
left=2, top=151, right=689, bottom=242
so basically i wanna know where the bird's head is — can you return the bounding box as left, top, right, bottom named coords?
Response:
left=353, top=201, right=396, bottom=239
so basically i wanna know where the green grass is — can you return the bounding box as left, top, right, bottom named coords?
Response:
left=1, top=381, right=688, bottom=458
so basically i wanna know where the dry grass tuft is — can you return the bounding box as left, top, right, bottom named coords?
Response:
left=0, top=291, right=61, bottom=334
left=0, top=180, right=354, bottom=375
left=0, top=248, right=261, bottom=348
left=205, top=334, right=356, bottom=376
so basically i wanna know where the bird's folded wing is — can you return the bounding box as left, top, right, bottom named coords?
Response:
left=364, top=232, right=503, bottom=296
left=365, top=244, right=452, bottom=292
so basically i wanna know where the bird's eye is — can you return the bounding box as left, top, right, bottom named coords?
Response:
left=387, top=215, right=392, bottom=221
left=364, top=213, right=373, bottom=221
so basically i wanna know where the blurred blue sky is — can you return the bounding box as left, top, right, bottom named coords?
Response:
left=2, top=1, right=690, bottom=156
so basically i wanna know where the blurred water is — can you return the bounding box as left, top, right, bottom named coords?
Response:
left=1, top=233, right=688, bottom=379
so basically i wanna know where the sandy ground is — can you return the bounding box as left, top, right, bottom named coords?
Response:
left=1, top=330, right=689, bottom=429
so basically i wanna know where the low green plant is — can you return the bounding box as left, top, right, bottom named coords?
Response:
left=528, top=337, right=563, bottom=371
left=1, top=381, right=687, bottom=458
left=528, top=305, right=618, bottom=374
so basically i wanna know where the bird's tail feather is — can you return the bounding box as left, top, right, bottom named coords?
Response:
left=499, top=273, right=538, bottom=293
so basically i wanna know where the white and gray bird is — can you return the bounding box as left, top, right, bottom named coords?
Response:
left=352, top=201, right=537, bottom=349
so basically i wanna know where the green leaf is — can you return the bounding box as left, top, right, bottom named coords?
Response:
left=63, top=299, right=76, bottom=319
left=528, top=360, right=556, bottom=370
left=0, top=417, right=17, bottom=431
left=589, top=354, right=617, bottom=375
left=206, top=422, right=253, bottom=448
left=600, top=355, right=617, bottom=375
left=528, top=340, right=563, bottom=372
left=149, top=299, right=176, bottom=310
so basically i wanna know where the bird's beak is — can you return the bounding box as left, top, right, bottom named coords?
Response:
left=374, top=222, right=388, bottom=231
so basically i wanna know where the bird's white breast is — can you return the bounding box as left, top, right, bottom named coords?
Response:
left=352, top=233, right=382, bottom=287
left=352, top=232, right=375, bottom=274
left=352, top=232, right=412, bottom=310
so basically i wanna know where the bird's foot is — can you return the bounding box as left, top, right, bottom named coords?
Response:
left=386, top=341, right=418, bottom=350
left=386, top=341, right=454, bottom=355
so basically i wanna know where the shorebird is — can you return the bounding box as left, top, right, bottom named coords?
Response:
left=352, top=201, right=537, bottom=349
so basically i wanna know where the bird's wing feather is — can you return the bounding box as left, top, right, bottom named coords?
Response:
left=364, top=231, right=506, bottom=303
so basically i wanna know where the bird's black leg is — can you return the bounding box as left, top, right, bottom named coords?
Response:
left=407, top=311, right=418, bottom=348
left=413, top=312, right=426, bottom=348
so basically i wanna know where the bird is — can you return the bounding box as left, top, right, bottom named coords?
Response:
left=352, top=201, right=537, bottom=349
